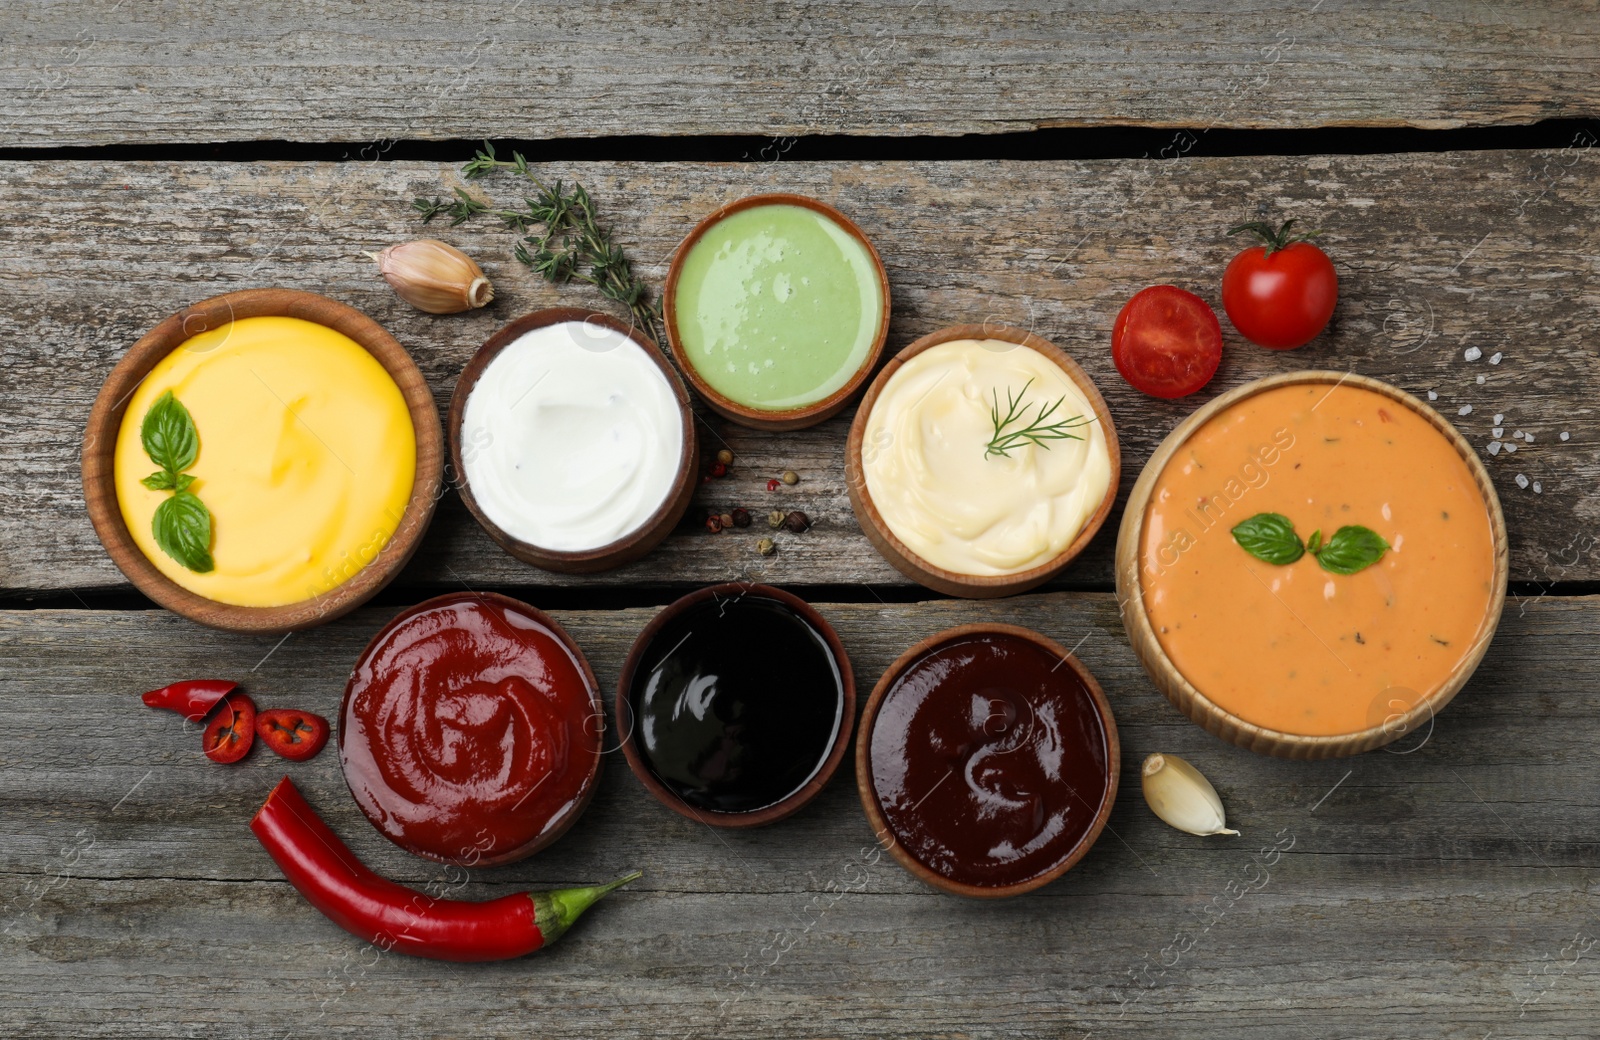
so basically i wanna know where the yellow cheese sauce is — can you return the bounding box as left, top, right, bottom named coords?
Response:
left=113, top=316, right=416, bottom=607
left=1140, top=383, right=1497, bottom=736
left=861, top=339, right=1113, bottom=576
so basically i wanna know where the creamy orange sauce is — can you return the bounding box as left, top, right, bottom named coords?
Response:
left=1140, top=383, right=1496, bottom=736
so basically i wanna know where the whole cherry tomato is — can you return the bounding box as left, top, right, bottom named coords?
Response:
left=1111, top=285, right=1223, bottom=399
left=1222, top=219, right=1338, bottom=350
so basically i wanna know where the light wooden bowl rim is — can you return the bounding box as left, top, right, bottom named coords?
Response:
left=1113, top=370, right=1510, bottom=760
left=614, top=582, right=857, bottom=829
left=662, top=192, right=891, bottom=432
left=80, top=288, right=444, bottom=634
left=447, top=307, right=698, bottom=574
left=854, top=622, right=1121, bottom=899
left=337, top=591, right=605, bottom=867
left=844, top=323, right=1121, bottom=599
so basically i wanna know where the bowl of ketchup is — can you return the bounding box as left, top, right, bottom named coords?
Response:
left=340, top=592, right=603, bottom=867
left=857, top=623, right=1120, bottom=898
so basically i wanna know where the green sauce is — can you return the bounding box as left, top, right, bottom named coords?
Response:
left=673, top=203, right=883, bottom=411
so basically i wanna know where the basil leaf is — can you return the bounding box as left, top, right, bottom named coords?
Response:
left=1312, top=525, right=1389, bottom=575
left=141, top=470, right=177, bottom=491
left=1231, top=513, right=1305, bottom=565
left=1306, top=529, right=1323, bottom=554
left=140, top=390, right=199, bottom=474
left=173, top=473, right=196, bottom=493
left=152, top=491, right=214, bottom=573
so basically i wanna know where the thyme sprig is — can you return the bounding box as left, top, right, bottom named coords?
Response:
left=985, top=378, right=1094, bottom=458
left=413, top=142, right=659, bottom=339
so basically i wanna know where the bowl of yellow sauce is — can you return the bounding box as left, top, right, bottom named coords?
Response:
left=83, top=289, right=443, bottom=633
left=1115, top=371, right=1508, bottom=758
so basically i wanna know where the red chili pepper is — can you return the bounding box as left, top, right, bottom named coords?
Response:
left=250, top=777, right=639, bottom=962
left=256, top=709, right=330, bottom=762
left=767, top=478, right=781, bottom=491
left=141, top=679, right=237, bottom=722
left=203, top=692, right=256, bottom=764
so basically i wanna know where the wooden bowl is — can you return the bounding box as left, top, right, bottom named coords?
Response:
left=856, top=623, right=1120, bottom=898
left=1114, top=371, right=1510, bottom=759
left=339, top=591, right=604, bottom=867
left=615, top=582, right=856, bottom=828
left=81, top=288, right=443, bottom=634
left=662, top=193, right=891, bottom=431
left=845, top=323, right=1121, bottom=598
left=448, top=307, right=698, bottom=574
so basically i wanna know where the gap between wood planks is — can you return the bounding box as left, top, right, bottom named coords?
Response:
left=0, top=118, right=1595, bottom=165
left=5, top=580, right=1599, bottom=613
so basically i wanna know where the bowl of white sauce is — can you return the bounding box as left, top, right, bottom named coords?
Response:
left=449, top=308, right=698, bottom=573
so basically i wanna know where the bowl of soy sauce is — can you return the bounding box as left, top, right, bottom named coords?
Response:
left=616, top=582, right=855, bottom=827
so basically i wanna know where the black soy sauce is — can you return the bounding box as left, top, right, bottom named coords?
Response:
left=629, top=594, right=844, bottom=814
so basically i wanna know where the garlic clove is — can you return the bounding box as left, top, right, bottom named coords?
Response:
left=367, top=239, right=494, bottom=314
left=1141, top=753, right=1239, bottom=836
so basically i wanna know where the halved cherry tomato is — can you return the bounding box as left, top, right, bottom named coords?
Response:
left=141, top=679, right=238, bottom=722
left=1111, top=285, right=1223, bottom=398
left=203, top=692, right=256, bottom=764
left=1222, top=219, right=1338, bottom=349
left=256, top=709, right=330, bottom=762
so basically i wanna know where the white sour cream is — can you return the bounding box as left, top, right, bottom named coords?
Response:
left=861, top=339, right=1113, bottom=576
left=461, top=320, right=684, bottom=552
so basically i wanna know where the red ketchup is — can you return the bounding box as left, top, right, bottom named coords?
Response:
left=340, top=593, right=602, bottom=867
left=869, top=631, right=1113, bottom=889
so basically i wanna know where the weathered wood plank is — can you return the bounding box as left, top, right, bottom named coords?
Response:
left=1, top=595, right=1596, bottom=1037
left=1, top=153, right=1596, bottom=595
left=3, top=2, right=1598, bottom=147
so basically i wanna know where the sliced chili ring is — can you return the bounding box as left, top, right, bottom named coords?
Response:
left=142, top=679, right=238, bottom=722
left=203, top=692, right=257, bottom=764
left=256, top=709, right=330, bottom=762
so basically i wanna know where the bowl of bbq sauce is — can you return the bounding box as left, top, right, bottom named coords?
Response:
left=857, top=623, right=1120, bottom=898
left=617, top=583, right=855, bottom=827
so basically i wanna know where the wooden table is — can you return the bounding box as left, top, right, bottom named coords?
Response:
left=4, top=4, right=1599, bottom=1037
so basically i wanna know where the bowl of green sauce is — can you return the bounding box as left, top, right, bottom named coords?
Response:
left=664, top=194, right=891, bottom=430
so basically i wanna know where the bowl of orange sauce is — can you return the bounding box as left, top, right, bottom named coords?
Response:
left=1115, top=371, right=1508, bottom=759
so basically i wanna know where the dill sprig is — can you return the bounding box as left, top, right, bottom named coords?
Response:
left=985, top=378, right=1094, bottom=458
left=413, top=142, right=660, bottom=340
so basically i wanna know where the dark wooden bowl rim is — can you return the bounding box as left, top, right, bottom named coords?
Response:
left=337, top=590, right=605, bottom=868
left=854, top=622, right=1121, bottom=899
left=615, top=582, right=857, bottom=829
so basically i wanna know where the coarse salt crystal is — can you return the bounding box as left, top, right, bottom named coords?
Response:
left=1427, top=391, right=1438, bottom=400
left=1494, top=414, right=1504, bottom=424
left=1525, top=433, right=1534, bottom=443
left=1459, top=404, right=1473, bottom=415
left=1490, top=352, right=1503, bottom=364
left=1464, top=346, right=1482, bottom=361
left=1561, top=431, right=1570, bottom=441
left=1516, top=474, right=1529, bottom=488
left=1513, top=430, right=1524, bottom=440
left=1488, top=441, right=1502, bottom=455
left=1477, top=375, right=1486, bottom=384
left=1506, top=442, right=1518, bottom=453
left=1492, top=427, right=1504, bottom=438
left=1533, top=482, right=1542, bottom=493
